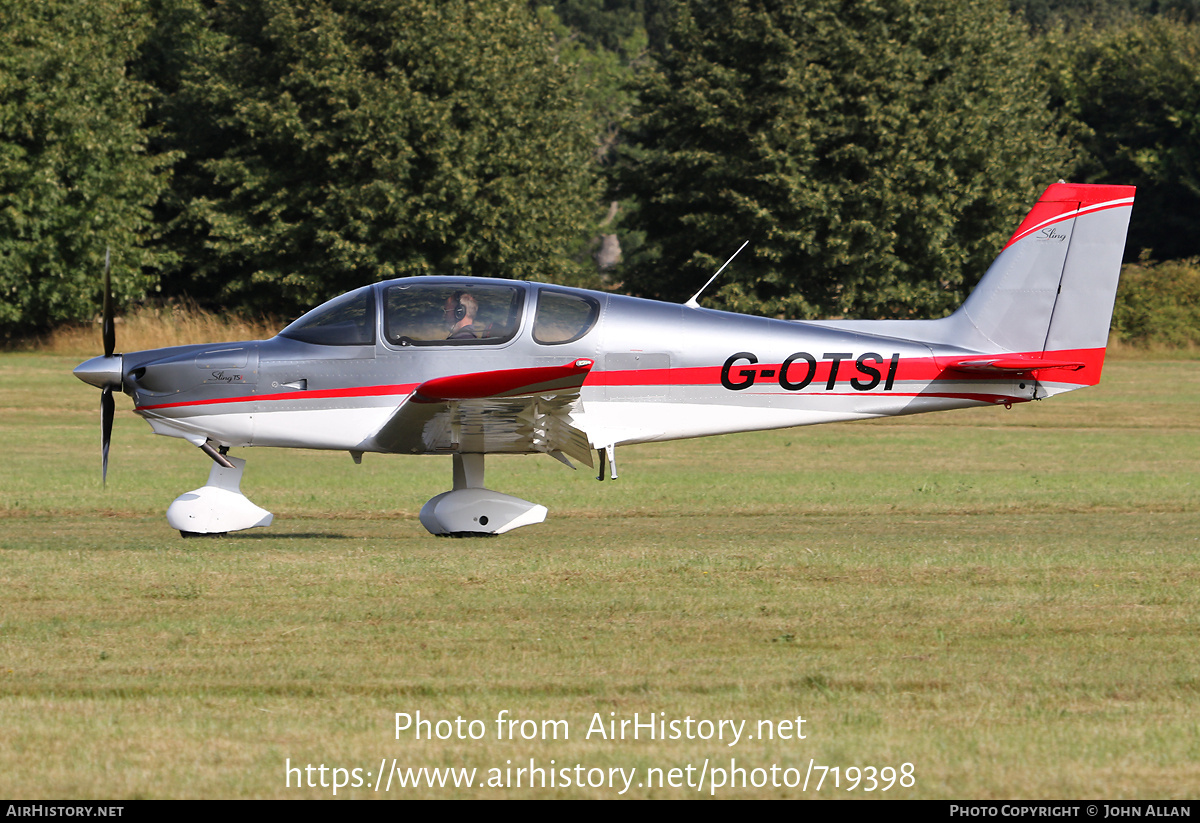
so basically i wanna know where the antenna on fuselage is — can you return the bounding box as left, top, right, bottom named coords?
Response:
left=684, top=240, right=749, bottom=309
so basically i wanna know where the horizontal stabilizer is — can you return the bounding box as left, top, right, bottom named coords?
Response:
left=944, top=355, right=1086, bottom=374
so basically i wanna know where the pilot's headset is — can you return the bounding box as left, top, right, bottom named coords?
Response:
left=450, top=291, right=468, bottom=322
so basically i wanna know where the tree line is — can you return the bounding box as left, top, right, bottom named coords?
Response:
left=2, top=0, right=1198, bottom=337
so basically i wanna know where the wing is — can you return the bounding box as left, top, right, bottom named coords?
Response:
left=365, top=358, right=595, bottom=467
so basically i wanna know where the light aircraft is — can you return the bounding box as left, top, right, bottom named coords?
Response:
left=75, top=182, right=1134, bottom=536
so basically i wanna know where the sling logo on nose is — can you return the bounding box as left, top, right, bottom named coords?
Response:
left=721, top=352, right=901, bottom=392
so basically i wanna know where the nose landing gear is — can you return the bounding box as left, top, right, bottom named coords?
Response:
left=167, top=453, right=273, bottom=537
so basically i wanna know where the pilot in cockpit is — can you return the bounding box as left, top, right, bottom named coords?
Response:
left=443, top=291, right=479, bottom=339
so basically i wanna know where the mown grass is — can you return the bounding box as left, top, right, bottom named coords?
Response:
left=1, top=352, right=1198, bottom=798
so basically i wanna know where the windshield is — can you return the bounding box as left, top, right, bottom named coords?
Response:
left=278, top=286, right=377, bottom=346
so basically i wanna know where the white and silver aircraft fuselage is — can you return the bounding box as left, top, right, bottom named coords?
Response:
left=74, top=182, right=1135, bottom=535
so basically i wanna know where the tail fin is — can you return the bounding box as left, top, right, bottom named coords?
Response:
left=949, top=182, right=1135, bottom=383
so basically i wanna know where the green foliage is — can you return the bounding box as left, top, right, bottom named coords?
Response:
left=151, top=0, right=602, bottom=316
left=1111, top=257, right=1200, bottom=347
left=4, top=0, right=1200, bottom=344
left=615, top=0, right=1071, bottom=320
left=0, top=0, right=170, bottom=337
left=547, top=0, right=673, bottom=53
left=538, top=5, right=647, bottom=166
left=1044, top=17, right=1200, bottom=262
left=547, top=0, right=646, bottom=52
left=1012, top=0, right=1200, bottom=30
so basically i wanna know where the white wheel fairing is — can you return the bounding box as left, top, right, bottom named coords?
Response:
left=419, top=489, right=547, bottom=536
left=165, top=457, right=273, bottom=535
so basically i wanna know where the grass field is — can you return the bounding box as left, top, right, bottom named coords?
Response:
left=2, top=351, right=1198, bottom=798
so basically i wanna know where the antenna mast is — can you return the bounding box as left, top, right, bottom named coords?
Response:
left=684, top=241, right=749, bottom=308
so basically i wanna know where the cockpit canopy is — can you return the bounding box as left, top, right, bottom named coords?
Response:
left=277, top=278, right=601, bottom=348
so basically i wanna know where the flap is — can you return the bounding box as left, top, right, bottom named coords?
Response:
left=366, top=359, right=595, bottom=466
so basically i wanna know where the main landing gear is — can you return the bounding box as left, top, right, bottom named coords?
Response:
left=419, top=454, right=547, bottom=537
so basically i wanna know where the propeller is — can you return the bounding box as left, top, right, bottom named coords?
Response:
left=73, top=249, right=124, bottom=485
left=100, top=249, right=115, bottom=485
left=101, top=381, right=114, bottom=484
left=102, top=249, right=114, bottom=359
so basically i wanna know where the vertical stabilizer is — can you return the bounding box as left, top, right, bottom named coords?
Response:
left=950, top=183, right=1134, bottom=373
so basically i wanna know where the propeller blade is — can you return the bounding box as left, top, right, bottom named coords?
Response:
left=101, top=387, right=114, bottom=485
left=102, top=248, right=115, bottom=358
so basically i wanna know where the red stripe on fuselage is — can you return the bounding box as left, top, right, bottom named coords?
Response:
left=134, top=347, right=1105, bottom=412
left=591, top=347, right=1105, bottom=389
left=135, top=382, right=421, bottom=411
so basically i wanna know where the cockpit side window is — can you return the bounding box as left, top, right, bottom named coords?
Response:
left=533, top=289, right=600, bottom=345
left=277, top=286, right=376, bottom=346
left=383, top=283, right=524, bottom=346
